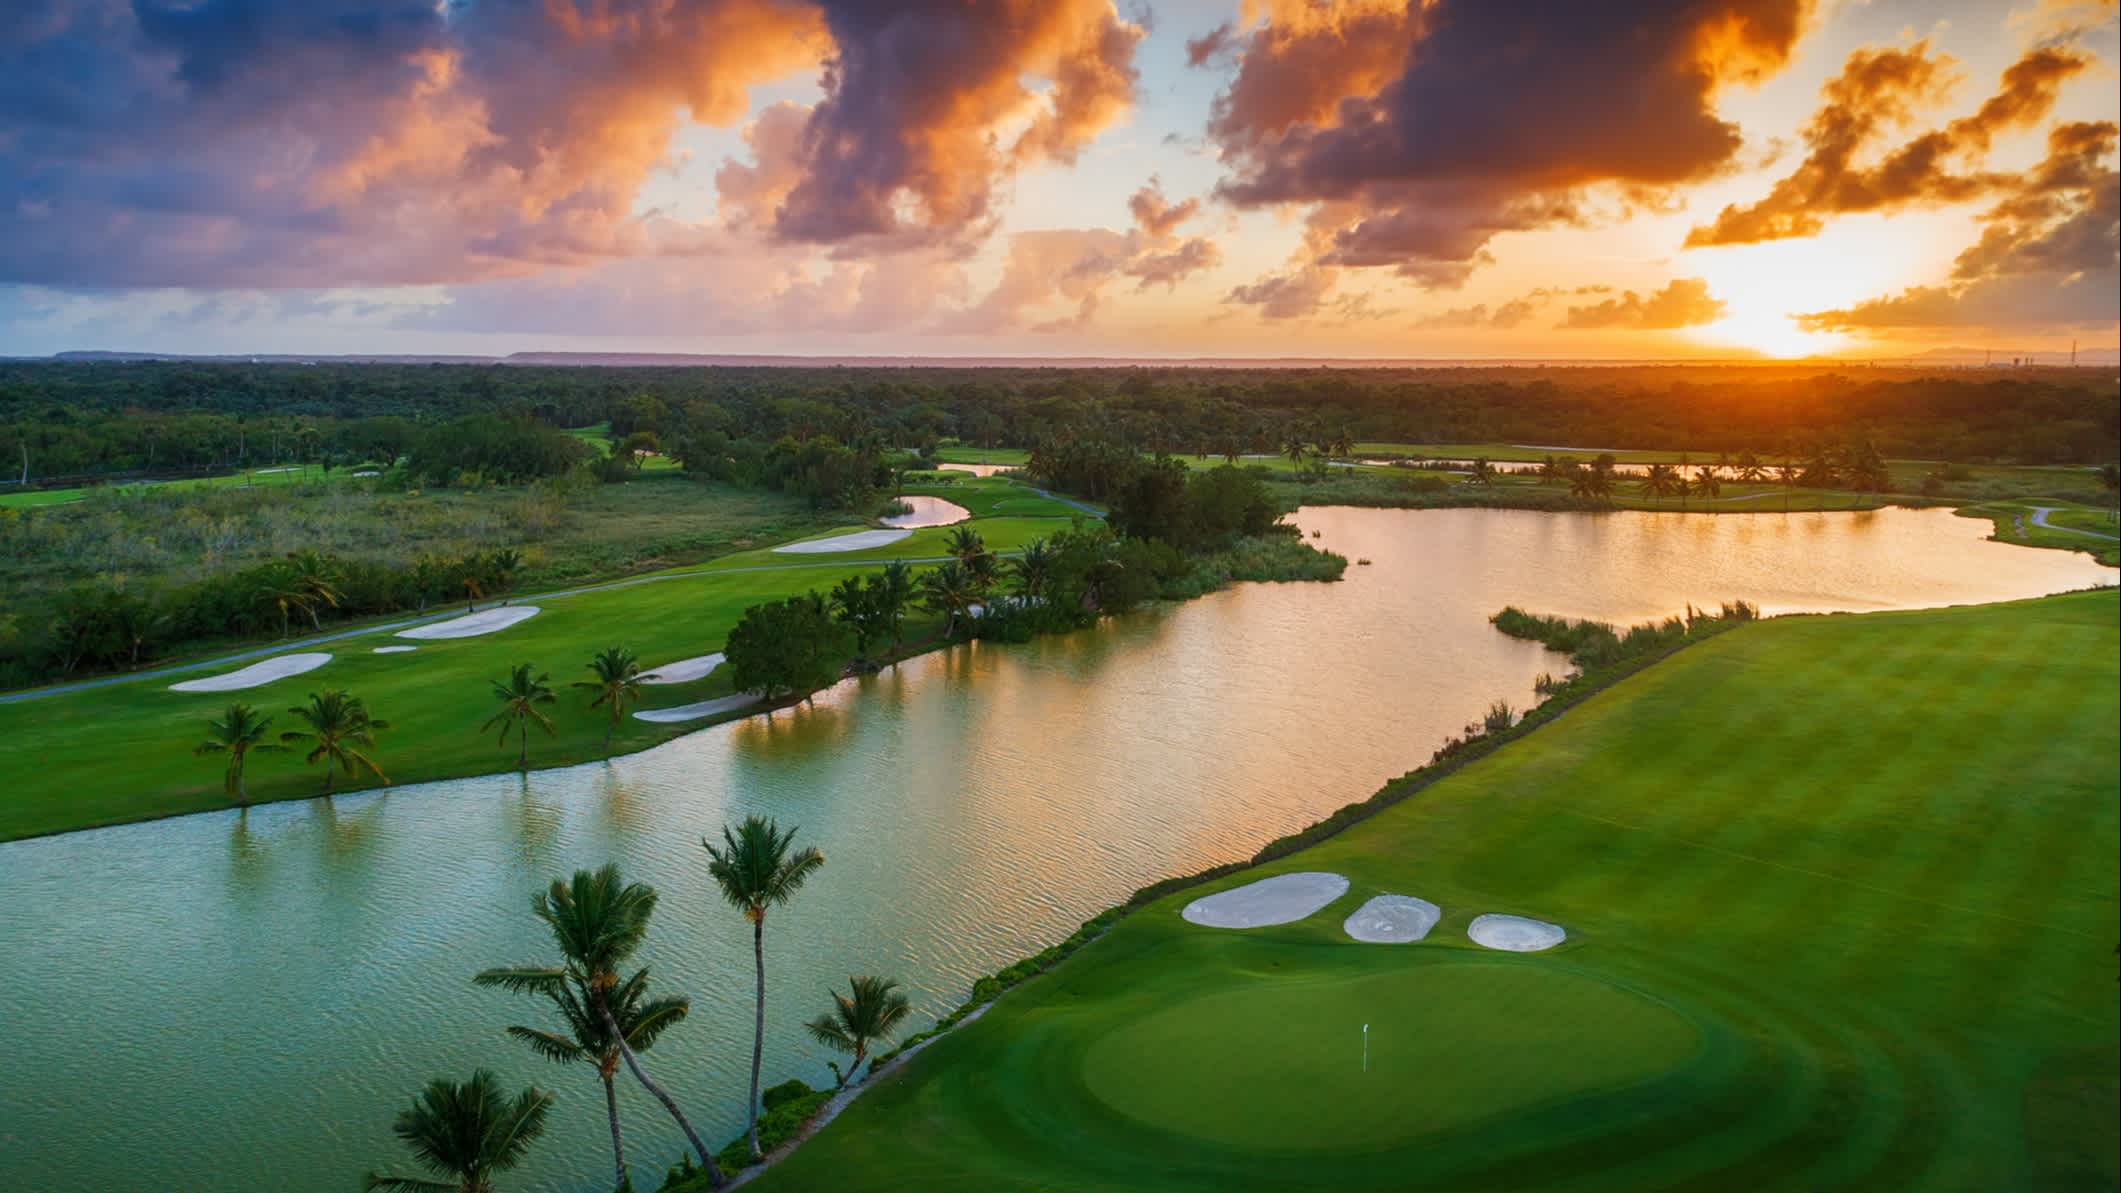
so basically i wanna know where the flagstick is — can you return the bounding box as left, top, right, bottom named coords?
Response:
left=1362, top=1023, right=1369, bottom=1073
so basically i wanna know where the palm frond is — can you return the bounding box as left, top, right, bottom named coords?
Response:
left=506, top=1024, right=588, bottom=1065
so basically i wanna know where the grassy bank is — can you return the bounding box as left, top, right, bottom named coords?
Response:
left=749, top=589, right=2121, bottom=1192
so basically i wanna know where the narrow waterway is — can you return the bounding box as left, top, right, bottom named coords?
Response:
left=0, top=506, right=2107, bottom=1192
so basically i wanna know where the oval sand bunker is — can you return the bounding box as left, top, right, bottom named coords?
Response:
left=641, top=653, right=724, bottom=684
left=169, top=653, right=331, bottom=693
left=1468, top=914, right=1566, bottom=952
left=1343, top=895, right=1441, bottom=943
left=1182, top=872, right=1349, bottom=929
left=398, top=606, right=539, bottom=640
left=772, top=528, right=912, bottom=554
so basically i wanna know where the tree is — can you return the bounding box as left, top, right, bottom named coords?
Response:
left=1537, top=455, right=1567, bottom=485
left=573, top=648, right=642, bottom=756
left=363, top=1071, right=551, bottom=1193
left=704, top=816, right=826, bottom=1159
left=1776, top=461, right=1802, bottom=512
left=1844, top=440, right=1889, bottom=494
left=1011, top=537, right=1054, bottom=602
left=1736, top=450, right=1765, bottom=483
left=830, top=575, right=892, bottom=667
left=194, top=702, right=284, bottom=805
left=723, top=593, right=846, bottom=700
left=480, top=866, right=725, bottom=1187
left=1690, top=466, right=1721, bottom=503
left=282, top=550, right=342, bottom=631
left=918, top=561, right=980, bottom=638
left=943, top=526, right=995, bottom=590
left=806, top=975, right=913, bottom=1089
left=484, top=664, right=558, bottom=772
left=476, top=957, right=689, bottom=1192
left=1640, top=463, right=1680, bottom=508
left=1469, top=457, right=1496, bottom=487
left=879, top=561, right=916, bottom=651
left=2101, top=462, right=2118, bottom=523
left=1281, top=431, right=1307, bottom=481
left=281, top=690, right=388, bottom=794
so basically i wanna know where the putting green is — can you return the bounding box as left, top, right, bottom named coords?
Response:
left=1081, top=959, right=1699, bottom=1151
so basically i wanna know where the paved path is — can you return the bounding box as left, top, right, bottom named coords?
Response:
left=2029, top=505, right=2119, bottom=540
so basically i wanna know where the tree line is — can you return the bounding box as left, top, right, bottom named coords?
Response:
left=7, top=361, right=2115, bottom=482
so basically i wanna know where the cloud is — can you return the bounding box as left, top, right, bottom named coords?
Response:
left=1686, top=41, right=2091, bottom=246
left=1798, top=120, right=2119, bottom=333
left=1226, top=267, right=1339, bottom=321
left=1128, top=179, right=1203, bottom=238
left=766, top=0, right=1145, bottom=248
left=1412, top=298, right=1541, bottom=330
left=0, top=0, right=828, bottom=288
left=1199, top=0, right=1811, bottom=288
left=1560, top=278, right=1728, bottom=329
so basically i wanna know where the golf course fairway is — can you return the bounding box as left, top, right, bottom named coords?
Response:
left=751, top=589, right=2120, bottom=1192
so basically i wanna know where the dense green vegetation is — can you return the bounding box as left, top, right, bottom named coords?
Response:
left=745, top=590, right=2120, bottom=1192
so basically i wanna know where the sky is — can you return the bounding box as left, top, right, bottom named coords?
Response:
left=0, top=0, right=2115, bottom=360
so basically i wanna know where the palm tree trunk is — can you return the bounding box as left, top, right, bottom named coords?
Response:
left=602, top=1072, right=627, bottom=1192
left=601, top=1004, right=723, bottom=1188
left=748, top=917, right=766, bottom=1158
left=518, top=729, right=528, bottom=772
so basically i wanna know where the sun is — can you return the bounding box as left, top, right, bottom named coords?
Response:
left=1694, top=309, right=1847, bottom=358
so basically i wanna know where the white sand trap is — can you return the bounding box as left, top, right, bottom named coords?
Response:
left=771, top=528, right=912, bottom=554
left=1343, top=895, right=1442, bottom=943
left=634, top=693, right=759, bottom=723
left=372, top=645, right=418, bottom=654
left=351, top=470, right=381, bottom=478
left=169, top=652, right=332, bottom=693
left=397, top=606, right=539, bottom=640
left=641, top=653, right=724, bottom=684
left=1468, top=914, right=1566, bottom=952
left=1182, top=872, right=1349, bottom=929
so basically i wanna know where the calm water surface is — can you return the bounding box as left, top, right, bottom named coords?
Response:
left=880, top=495, right=972, bottom=527
left=0, top=507, right=2108, bottom=1192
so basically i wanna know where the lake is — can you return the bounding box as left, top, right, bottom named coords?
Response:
left=0, top=506, right=2108, bottom=1192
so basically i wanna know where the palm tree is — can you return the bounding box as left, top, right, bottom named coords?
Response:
left=806, top=975, right=913, bottom=1088
left=482, top=866, right=725, bottom=1187
left=919, top=561, right=979, bottom=637
left=1469, top=457, right=1496, bottom=486
left=485, top=664, right=557, bottom=772
left=363, top=1070, right=551, bottom=1193
left=879, top=560, right=916, bottom=653
left=1010, top=537, right=1054, bottom=602
left=281, top=690, right=388, bottom=794
left=573, top=648, right=642, bottom=757
left=194, top=701, right=284, bottom=805
left=704, top=816, right=825, bottom=1160
left=1640, top=463, right=1680, bottom=508
left=2100, top=462, right=2118, bottom=524
left=477, top=962, right=689, bottom=1192
left=1736, top=450, right=1766, bottom=483
left=943, top=526, right=987, bottom=570
left=283, top=550, right=341, bottom=631
left=1775, top=461, right=1802, bottom=512
left=1690, top=466, right=1722, bottom=504
left=1281, top=432, right=1307, bottom=480
left=1537, top=455, right=1567, bottom=485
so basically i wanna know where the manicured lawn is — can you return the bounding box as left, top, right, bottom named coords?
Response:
left=0, top=475, right=1089, bottom=841
left=1961, top=500, right=2121, bottom=566
left=753, top=590, right=2121, bottom=1192
left=0, top=463, right=344, bottom=509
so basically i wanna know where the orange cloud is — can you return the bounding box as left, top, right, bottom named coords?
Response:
left=1560, top=279, right=1728, bottom=329
left=1687, top=41, right=2091, bottom=246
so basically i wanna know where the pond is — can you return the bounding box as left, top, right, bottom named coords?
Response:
left=880, top=495, right=972, bottom=528
left=0, top=506, right=2107, bottom=1192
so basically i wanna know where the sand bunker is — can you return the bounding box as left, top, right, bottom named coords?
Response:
left=372, top=645, right=417, bottom=654
left=1182, top=872, right=1349, bottom=929
left=169, top=653, right=331, bottom=693
left=397, top=606, right=539, bottom=640
left=634, top=693, right=758, bottom=723
left=1468, top=914, right=1566, bottom=952
left=771, top=528, right=912, bottom=554
left=1343, top=895, right=1442, bottom=943
left=641, top=653, right=724, bottom=685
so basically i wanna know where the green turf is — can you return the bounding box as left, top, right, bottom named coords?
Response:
left=0, top=463, right=344, bottom=509
left=0, top=475, right=1094, bottom=841
left=751, top=590, right=2121, bottom=1192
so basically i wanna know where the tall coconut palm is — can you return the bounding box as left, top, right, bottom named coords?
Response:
left=281, top=690, right=388, bottom=794
left=2100, top=462, right=2118, bottom=524
left=573, top=648, right=642, bottom=756
left=1736, top=450, right=1766, bottom=483
left=1691, top=466, right=1721, bottom=503
left=1011, top=537, right=1054, bottom=602
left=363, top=1070, right=551, bottom=1193
left=283, top=549, right=341, bottom=631
left=943, top=526, right=987, bottom=570
left=1640, top=463, right=1680, bottom=508
left=477, top=962, right=689, bottom=1192
left=806, top=975, right=912, bottom=1088
left=481, top=866, right=725, bottom=1187
left=704, top=816, right=825, bottom=1159
left=919, top=561, right=979, bottom=638
left=1469, top=457, right=1496, bottom=486
left=1281, top=433, right=1307, bottom=480
left=485, top=664, right=557, bottom=772
left=879, top=560, right=916, bottom=652
left=195, top=702, right=285, bottom=806
left=1775, top=461, right=1802, bottom=512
